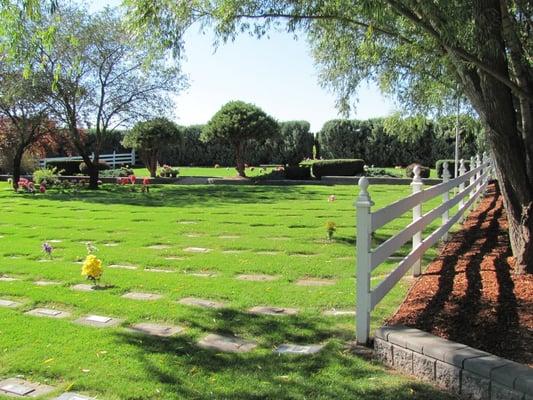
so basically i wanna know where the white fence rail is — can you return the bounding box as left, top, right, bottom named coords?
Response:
left=355, top=154, right=493, bottom=344
left=39, top=150, right=136, bottom=169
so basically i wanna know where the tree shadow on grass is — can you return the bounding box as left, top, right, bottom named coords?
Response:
left=114, top=309, right=456, bottom=399
left=22, top=184, right=326, bottom=209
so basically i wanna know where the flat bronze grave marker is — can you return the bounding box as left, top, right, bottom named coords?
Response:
left=187, top=271, right=218, bottom=278
left=178, top=297, right=225, bottom=309
left=0, top=378, right=55, bottom=397
left=128, top=322, right=184, bottom=337
left=295, top=278, right=336, bottom=287
left=34, top=280, right=61, bottom=286
left=75, top=314, right=122, bottom=328
left=108, top=264, right=137, bottom=270
left=0, top=276, right=19, bottom=282
left=274, top=344, right=324, bottom=355
left=26, top=308, right=70, bottom=319
left=122, top=292, right=163, bottom=301
left=71, top=284, right=96, bottom=292
left=147, top=244, right=171, bottom=250
left=183, top=247, right=211, bottom=253
left=248, top=306, right=298, bottom=316
left=198, top=334, right=257, bottom=353
left=236, top=274, right=279, bottom=282
left=322, top=309, right=356, bottom=317
left=0, top=299, right=22, bottom=308
left=145, top=268, right=175, bottom=273
left=54, top=393, right=96, bottom=400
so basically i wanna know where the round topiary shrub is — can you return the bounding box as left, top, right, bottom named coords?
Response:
left=405, top=163, right=430, bottom=178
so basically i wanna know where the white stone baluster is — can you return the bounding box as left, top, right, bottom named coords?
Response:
left=458, top=159, right=467, bottom=223
left=356, top=176, right=374, bottom=345
left=411, top=165, right=423, bottom=277
left=442, top=162, right=451, bottom=240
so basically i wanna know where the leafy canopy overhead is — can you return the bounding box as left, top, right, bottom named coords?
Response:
left=124, top=0, right=531, bottom=115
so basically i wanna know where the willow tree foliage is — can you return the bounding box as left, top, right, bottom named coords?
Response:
left=125, top=0, right=533, bottom=273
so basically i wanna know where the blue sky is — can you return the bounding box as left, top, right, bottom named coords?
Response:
left=90, top=1, right=396, bottom=132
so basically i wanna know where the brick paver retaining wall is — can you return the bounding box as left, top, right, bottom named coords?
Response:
left=375, top=326, right=533, bottom=400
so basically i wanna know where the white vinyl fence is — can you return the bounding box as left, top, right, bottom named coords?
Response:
left=355, top=154, right=493, bottom=344
left=39, top=150, right=136, bottom=169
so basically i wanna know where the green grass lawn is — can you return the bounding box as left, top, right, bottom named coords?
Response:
left=132, top=165, right=440, bottom=179
left=0, top=182, right=454, bottom=399
left=132, top=166, right=277, bottom=178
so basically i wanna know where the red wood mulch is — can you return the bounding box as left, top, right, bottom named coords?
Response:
left=387, top=182, right=533, bottom=367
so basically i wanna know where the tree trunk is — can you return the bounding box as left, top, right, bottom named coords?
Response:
left=235, top=142, right=246, bottom=177
left=142, top=151, right=157, bottom=178
left=457, top=0, right=533, bottom=273
left=88, top=165, right=99, bottom=190
left=12, top=148, right=24, bottom=190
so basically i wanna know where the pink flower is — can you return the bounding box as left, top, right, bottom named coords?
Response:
left=39, top=185, right=46, bottom=193
left=142, top=177, right=150, bottom=185
left=129, top=175, right=136, bottom=184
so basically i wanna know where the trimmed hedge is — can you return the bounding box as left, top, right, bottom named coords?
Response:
left=284, top=166, right=311, bottom=180
left=435, top=159, right=471, bottom=178
left=311, top=159, right=365, bottom=179
left=46, top=161, right=82, bottom=175
left=405, top=163, right=430, bottom=178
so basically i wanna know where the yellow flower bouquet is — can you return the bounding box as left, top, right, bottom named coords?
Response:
left=326, top=221, right=337, bottom=241
left=81, top=254, right=103, bottom=285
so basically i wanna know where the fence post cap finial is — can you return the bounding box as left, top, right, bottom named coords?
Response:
left=357, top=176, right=373, bottom=205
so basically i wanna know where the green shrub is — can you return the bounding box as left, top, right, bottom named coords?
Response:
left=158, top=165, right=179, bottom=177
left=311, top=159, right=365, bottom=179
left=79, top=161, right=110, bottom=174
left=46, top=161, right=82, bottom=175
left=365, top=167, right=401, bottom=178
left=317, top=120, right=369, bottom=159
left=100, top=166, right=134, bottom=178
left=33, top=167, right=62, bottom=186
left=284, top=166, right=311, bottom=180
left=435, top=159, right=471, bottom=178
left=405, top=163, right=430, bottom=178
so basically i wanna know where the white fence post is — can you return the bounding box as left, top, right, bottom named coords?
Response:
left=482, top=152, right=490, bottom=187
left=411, top=166, right=423, bottom=277
left=476, top=154, right=482, bottom=195
left=458, top=159, right=466, bottom=223
left=441, top=162, right=451, bottom=240
left=469, top=156, right=476, bottom=210
left=356, top=176, right=374, bottom=345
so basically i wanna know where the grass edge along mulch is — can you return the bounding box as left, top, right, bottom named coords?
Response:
left=387, top=181, right=533, bottom=367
